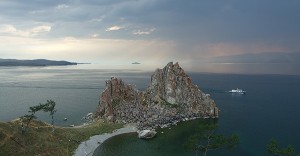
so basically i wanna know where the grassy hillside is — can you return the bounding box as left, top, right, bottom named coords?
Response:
left=0, top=119, right=122, bottom=156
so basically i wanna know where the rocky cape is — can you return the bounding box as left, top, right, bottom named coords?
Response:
left=94, top=62, right=219, bottom=130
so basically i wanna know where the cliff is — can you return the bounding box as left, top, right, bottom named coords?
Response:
left=94, top=62, right=218, bottom=130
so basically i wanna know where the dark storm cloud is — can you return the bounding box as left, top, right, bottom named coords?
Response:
left=2, top=0, right=300, bottom=42
left=133, top=0, right=300, bottom=43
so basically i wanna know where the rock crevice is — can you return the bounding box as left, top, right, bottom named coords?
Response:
left=94, top=62, right=219, bottom=130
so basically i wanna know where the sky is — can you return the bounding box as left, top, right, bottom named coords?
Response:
left=0, top=0, right=300, bottom=74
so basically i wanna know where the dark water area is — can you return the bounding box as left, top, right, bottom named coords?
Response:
left=94, top=73, right=300, bottom=156
left=1, top=66, right=299, bottom=155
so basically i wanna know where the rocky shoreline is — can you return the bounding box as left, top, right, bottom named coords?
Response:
left=94, top=62, right=219, bottom=133
left=139, top=115, right=215, bottom=130
left=74, top=124, right=137, bottom=156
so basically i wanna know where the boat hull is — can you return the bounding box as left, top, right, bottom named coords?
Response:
left=229, top=88, right=246, bottom=94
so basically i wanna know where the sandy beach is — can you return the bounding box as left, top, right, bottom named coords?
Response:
left=74, top=124, right=137, bottom=156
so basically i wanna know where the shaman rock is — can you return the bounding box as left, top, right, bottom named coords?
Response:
left=94, top=62, right=219, bottom=130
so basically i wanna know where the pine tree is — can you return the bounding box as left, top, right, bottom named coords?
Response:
left=42, top=100, right=57, bottom=133
left=266, top=138, right=299, bottom=156
left=184, top=122, right=239, bottom=156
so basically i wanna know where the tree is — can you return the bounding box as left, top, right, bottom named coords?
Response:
left=184, top=122, right=239, bottom=156
left=266, top=138, right=299, bottom=156
left=42, top=100, right=57, bottom=133
left=21, top=100, right=57, bottom=134
left=21, top=114, right=37, bottom=131
left=21, top=103, right=45, bottom=131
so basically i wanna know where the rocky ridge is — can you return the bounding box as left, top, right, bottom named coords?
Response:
left=94, top=62, right=219, bottom=130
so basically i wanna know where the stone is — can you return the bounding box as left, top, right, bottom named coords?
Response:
left=107, top=115, right=114, bottom=122
left=94, top=62, right=219, bottom=130
left=138, top=130, right=157, bottom=139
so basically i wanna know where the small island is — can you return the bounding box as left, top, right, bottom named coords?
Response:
left=0, top=58, right=77, bottom=66
left=132, top=62, right=141, bottom=64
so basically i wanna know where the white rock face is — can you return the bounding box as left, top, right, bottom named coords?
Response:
left=138, top=130, right=157, bottom=139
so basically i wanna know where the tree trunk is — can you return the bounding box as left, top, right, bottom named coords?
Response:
left=203, top=149, right=208, bottom=156
left=51, top=115, right=55, bottom=133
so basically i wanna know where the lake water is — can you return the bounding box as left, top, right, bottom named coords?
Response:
left=0, top=65, right=151, bottom=126
left=95, top=73, right=300, bottom=156
left=0, top=65, right=299, bottom=155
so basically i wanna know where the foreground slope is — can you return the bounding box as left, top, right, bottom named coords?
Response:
left=0, top=120, right=122, bottom=156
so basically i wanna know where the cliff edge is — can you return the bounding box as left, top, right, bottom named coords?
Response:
left=94, top=62, right=219, bottom=130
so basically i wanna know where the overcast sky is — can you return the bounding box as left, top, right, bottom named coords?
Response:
left=0, top=0, right=300, bottom=74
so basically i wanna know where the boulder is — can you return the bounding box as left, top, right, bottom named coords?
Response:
left=138, top=130, right=157, bottom=139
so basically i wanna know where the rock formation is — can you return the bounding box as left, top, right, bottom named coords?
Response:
left=138, top=130, right=157, bottom=139
left=94, top=62, right=219, bottom=130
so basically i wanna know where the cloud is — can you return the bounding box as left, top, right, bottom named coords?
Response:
left=133, top=31, right=150, bottom=35
left=90, top=18, right=103, bottom=22
left=91, top=33, right=100, bottom=38
left=0, top=35, right=176, bottom=67
left=105, top=26, right=123, bottom=31
left=31, top=26, right=51, bottom=34
left=0, top=25, right=17, bottom=33
left=0, top=24, right=51, bottom=37
left=63, top=36, right=78, bottom=42
left=1, top=0, right=300, bottom=74
left=133, top=28, right=155, bottom=35
left=56, top=4, right=69, bottom=9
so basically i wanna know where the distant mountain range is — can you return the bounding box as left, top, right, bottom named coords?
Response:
left=202, top=52, right=300, bottom=64
left=0, top=59, right=78, bottom=66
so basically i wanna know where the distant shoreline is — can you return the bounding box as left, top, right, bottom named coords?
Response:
left=0, top=58, right=80, bottom=67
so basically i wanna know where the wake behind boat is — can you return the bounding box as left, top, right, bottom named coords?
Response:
left=229, top=88, right=246, bottom=94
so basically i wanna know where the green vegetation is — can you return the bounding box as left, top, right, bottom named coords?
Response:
left=42, top=100, right=57, bottom=132
left=184, top=121, right=239, bottom=156
left=21, top=100, right=57, bottom=134
left=266, top=138, right=300, bottom=156
left=0, top=119, right=123, bottom=156
left=0, top=100, right=123, bottom=155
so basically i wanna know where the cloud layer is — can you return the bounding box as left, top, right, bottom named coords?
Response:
left=0, top=0, right=300, bottom=74
left=0, top=24, right=51, bottom=37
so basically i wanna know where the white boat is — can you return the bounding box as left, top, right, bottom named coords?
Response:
left=229, top=88, right=246, bottom=94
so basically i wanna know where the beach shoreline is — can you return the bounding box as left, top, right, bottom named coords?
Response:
left=74, top=123, right=137, bottom=156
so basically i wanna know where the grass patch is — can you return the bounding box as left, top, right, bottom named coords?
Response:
left=0, top=119, right=123, bottom=156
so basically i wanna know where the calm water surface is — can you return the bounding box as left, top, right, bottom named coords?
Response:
left=95, top=74, right=300, bottom=156
left=0, top=65, right=151, bottom=126
left=0, top=65, right=299, bottom=155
